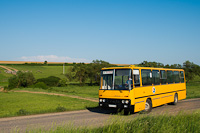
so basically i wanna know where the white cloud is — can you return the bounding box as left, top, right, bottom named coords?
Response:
left=20, top=55, right=91, bottom=63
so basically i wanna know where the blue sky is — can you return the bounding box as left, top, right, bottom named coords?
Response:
left=0, top=0, right=200, bottom=65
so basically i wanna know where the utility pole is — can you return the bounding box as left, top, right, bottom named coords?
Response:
left=63, top=63, right=65, bottom=74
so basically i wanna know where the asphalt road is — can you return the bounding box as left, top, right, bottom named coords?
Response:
left=0, top=98, right=200, bottom=132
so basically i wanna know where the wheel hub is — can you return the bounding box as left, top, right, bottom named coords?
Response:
left=145, top=103, right=150, bottom=110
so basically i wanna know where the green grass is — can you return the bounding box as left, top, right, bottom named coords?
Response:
left=51, top=86, right=99, bottom=98
left=23, top=111, right=200, bottom=133
left=0, top=92, right=98, bottom=118
left=6, top=65, right=72, bottom=79
left=14, top=85, right=99, bottom=99
left=186, top=76, right=200, bottom=99
left=0, top=65, right=75, bottom=86
left=0, top=67, right=13, bottom=87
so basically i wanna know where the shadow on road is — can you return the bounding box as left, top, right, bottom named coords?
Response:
left=86, top=104, right=167, bottom=116
left=86, top=106, right=121, bottom=115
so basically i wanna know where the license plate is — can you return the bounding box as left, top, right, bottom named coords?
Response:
left=108, top=104, right=117, bottom=108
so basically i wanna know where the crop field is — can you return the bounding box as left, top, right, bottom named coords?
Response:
left=0, top=91, right=98, bottom=118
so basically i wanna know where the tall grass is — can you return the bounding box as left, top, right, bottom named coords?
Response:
left=0, top=92, right=97, bottom=118
left=26, top=111, right=200, bottom=133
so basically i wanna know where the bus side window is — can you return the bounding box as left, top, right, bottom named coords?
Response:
left=152, top=70, right=160, bottom=85
left=180, top=71, right=184, bottom=83
left=133, top=69, right=140, bottom=87
left=141, top=69, right=152, bottom=86
left=167, top=71, right=173, bottom=84
left=160, top=70, right=167, bottom=84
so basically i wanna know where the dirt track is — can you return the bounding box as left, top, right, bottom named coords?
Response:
left=13, top=90, right=98, bottom=102
left=0, top=65, right=13, bottom=71
left=0, top=98, right=200, bottom=132
left=0, top=65, right=18, bottom=74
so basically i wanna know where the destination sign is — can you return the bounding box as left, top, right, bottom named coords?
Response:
left=103, top=71, right=113, bottom=74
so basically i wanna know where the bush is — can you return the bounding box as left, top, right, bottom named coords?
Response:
left=58, top=79, right=68, bottom=87
left=17, top=109, right=30, bottom=115
left=8, top=71, right=35, bottom=89
left=3, top=86, right=8, bottom=91
left=56, top=105, right=66, bottom=112
left=34, top=82, right=48, bottom=89
left=8, top=75, right=19, bottom=89
left=37, top=76, right=61, bottom=87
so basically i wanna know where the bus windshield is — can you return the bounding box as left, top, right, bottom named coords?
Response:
left=100, top=69, right=132, bottom=90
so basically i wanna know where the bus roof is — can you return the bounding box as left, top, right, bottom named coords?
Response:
left=101, top=65, right=184, bottom=71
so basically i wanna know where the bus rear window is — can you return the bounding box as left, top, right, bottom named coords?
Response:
left=180, top=71, right=184, bottom=83
left=174, top=71, right=180, bottom=83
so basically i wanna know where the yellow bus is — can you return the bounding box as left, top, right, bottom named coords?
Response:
left=99, top=65, right=186, bottom=114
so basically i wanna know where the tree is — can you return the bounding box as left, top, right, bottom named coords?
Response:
left=138, top=61, right=164, bottom=68
left=44, top=61, right=48, bottom=65
left=87, top=60, right=113, bottom=85
left=37, top=76, right=61, bottom=87
left=183, top=60, right=200, bottom=82
left=8, top=71, right=35, bottom=89
left=75, top=63, right=88, bottom=85
left=65, top=60, right=113, bottom=85
left=65, top=63, right=88, bottom=86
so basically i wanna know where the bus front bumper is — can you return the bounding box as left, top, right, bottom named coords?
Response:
left=99, top=98, right=131, bottom=109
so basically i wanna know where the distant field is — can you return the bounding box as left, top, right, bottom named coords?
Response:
left=0, top=61, right=127, bottom=66
left=0, top=65, right=72, bottom=86
left=9, top=65, right=71, bottom=79
left=0, top=61, right=73, bottom=64
left=0, top=92, right=97, bottom=118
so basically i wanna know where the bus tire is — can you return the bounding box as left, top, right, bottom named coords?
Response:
left=144, top=99, right=152, bottom=112
left=171, top=93, right=178, bottom=105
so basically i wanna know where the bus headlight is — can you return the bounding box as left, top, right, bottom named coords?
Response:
left=122, top=100, right=129, bottom=104
left=103, top=99, right=106, bottom=102
left=125, top=100, right=129, bottom=104
left=99, top=99, right=103, bottom=102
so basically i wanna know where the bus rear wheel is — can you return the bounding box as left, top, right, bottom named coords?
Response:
left=144, top=99, right=152, bottom=112
left=171, top=93, right=178, bottom=105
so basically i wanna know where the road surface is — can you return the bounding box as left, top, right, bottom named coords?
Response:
left=0, top=98, right=200, bottom=132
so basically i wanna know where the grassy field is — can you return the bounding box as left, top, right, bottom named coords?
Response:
left=0, top=92, right=98, bottom=118
left=0, top=65, right=74, bottom=86
left=0, top=67, right=13, bottom=87
left=14, top=85, right=99, bottom=99
left=5, top=65, right=72, bottom=79
left=186, top=76, right=200, bottom=99
left=23, top=111, right=200, bottom=133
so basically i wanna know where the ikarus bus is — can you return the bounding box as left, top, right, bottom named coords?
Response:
left=99, top=65, right=186, bottom=114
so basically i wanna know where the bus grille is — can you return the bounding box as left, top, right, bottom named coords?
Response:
left=107, top=99, right=121, bottom=104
